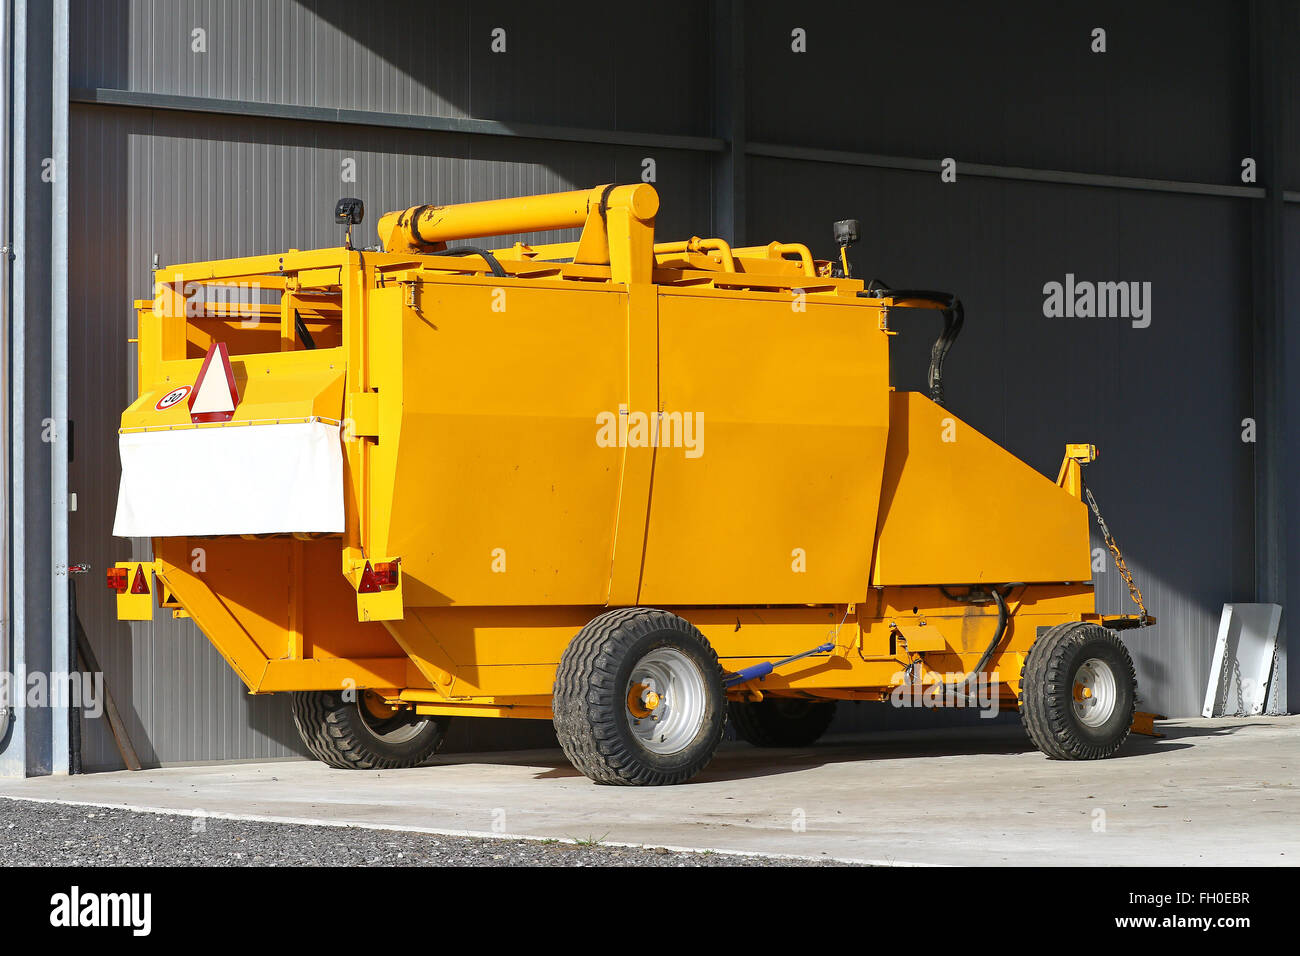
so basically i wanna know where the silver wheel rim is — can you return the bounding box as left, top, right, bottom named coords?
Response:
left=1072, top=657, right=1118, bottom=728
left=358, top=699, right=427, bottom=744
left=626, top=647, right=707, bottom=755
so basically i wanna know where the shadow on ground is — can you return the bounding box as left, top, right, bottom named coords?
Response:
left=436, top=720, right=1201, bottom=784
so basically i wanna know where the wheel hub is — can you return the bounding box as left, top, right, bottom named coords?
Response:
left=626, top=681, right=661, bottom=718
left=625, top=647, right=707, bottom=755
left=1071, top=657, right=1118, bottom=728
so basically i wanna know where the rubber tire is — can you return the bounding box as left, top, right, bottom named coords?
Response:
left=729, top=698, right=837, bottom=747
left=291, top=690, right=451, bottom=770
left=1019, top=622, right=1136, bottom=760
left=553, top=607, right=726, bottom=786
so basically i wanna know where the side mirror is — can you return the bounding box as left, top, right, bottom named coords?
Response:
left=335, top=198, right=364, bottom=249
left=335, top=198, right=364, bottom=225
left=833, top=219, right=859, bottom=247
left=832, top=219, right=859, bottom=277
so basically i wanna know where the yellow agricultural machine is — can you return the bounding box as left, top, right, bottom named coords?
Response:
left=110, top=184, right=1151, bottom=785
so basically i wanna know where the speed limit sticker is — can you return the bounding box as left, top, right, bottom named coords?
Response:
left=154, top=385, right=191, bottom=411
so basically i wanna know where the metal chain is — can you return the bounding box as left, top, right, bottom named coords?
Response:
left=1227, top=656, right=1246, bottom=717
left=1265, top=636, right=1282, bottom=716
left=1212, top=640, right=1235, bottom=717
left=1215, top=626, right=1280, bottom=717
left=1082, top=481, right=1149, bottom=623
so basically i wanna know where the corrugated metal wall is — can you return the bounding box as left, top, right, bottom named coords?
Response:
left=67, top=0, right=1288, bottom=768
left=68, top=0, right=718, bottom=769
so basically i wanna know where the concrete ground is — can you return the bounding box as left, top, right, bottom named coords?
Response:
left=0, top=716, right=1295, bottom=866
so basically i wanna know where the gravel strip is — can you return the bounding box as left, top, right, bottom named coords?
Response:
left=0, top=798, right=852, bottom=866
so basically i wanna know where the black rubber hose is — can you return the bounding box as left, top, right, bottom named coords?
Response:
left=858, top=284, right=963, bottom=406
left=928, top=297, right=963, bottom=405
left=927, top=586, right=1009, bottom=694
left=440, top=245, right=508, bottom=278
left=961, top=586, right=1009, bottom=688
left=293, top=309, right=316, bottom=350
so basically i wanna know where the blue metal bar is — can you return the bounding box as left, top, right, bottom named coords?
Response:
left=723, top=642, right=835, bottom=689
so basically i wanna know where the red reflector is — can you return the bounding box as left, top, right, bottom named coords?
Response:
left=374, top=560, right=400, bottom=589
left=130, top=565, right=150, bottom=595
left=358, top=560, right=399, bottom=594
left=106, top=567, right=128, bottom=593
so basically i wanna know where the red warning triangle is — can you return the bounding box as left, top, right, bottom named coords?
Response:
left=188, top=341, right=240, bottom=423
left=130, top=565, right=150, bottom=595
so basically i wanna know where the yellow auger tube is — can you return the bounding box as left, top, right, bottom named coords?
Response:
left=376, top=183, right=659, bottom=253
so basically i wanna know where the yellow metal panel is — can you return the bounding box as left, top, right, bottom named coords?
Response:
left=894, top=623, right=947, bottom=652
left=346, top=390, right=379, bottom=437
left=153, top=537, right=408, bottom=692
left=154, top=540, right=270, bottom=689
left=113, top=561, right=154, bottom=621
left=607, top=283, right=658, bottom=604
left=872, top=392, right=1092, bottom=585
left=638, top=291, right=890, bottom=604
left=296, top=266, right=342, bottom=289
left=258, top=657, right=414, bottom=693
left=122, top=347, right=345, bottom=431
left=365, top=281, right=630, bottom=606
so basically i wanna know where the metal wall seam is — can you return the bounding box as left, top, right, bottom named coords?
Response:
left=745, top=142, right=1268, bottom=201
left=69, top=87, right=727, bottom=153
left=67, top=88, right=1277, bottom=204
left=0, top=0, right=11, bottom=749
left=49, top=0, right=69, bottom=774
left=2, top=0, right=25, bottom=776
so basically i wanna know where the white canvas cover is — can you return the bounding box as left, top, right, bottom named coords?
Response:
left=113, top=420, right=345, bottom=537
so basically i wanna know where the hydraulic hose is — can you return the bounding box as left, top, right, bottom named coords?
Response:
left=923, top=586, right=1010, bottom=695
left=960, top=586, right=1008, bottom=689
left=860, top=283, right=964, bottom=406
left=438, top=245, right=508, bottom=278
left=293, top=309, right=316, bottom=350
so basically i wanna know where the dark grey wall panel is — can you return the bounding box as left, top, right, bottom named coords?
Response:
left=747, top=157, right=1254, bottom=718
left=1282, top=2, right=1299, bottom=190
left=745, top=0, right=1248, bottom=186
left=1282, top=204, right=1300, bottom=711
left=71, top=0, right=713, bottom=136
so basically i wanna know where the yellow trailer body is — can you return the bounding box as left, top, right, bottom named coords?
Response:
left=110, top=185, right=1150, bottom=784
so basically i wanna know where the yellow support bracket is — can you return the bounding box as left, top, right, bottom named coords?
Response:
left=1131, top=711, right=1166, bottom=737
left=346, top=555, right=405, bottom=622
left=112, top=560, right=160, bottom=621
left=1056, top=442, right=1098, bottom=499
left=346, top=390, right=380, bottom=438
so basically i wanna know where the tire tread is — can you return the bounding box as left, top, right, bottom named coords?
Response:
left=291, top=690, right=449, bottom=770
left=1019, top=622, right=1136, bottom=760
left=553, top=608, right=723, bottom=786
